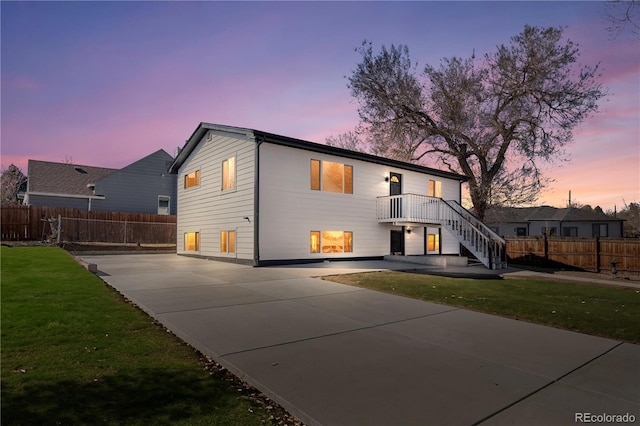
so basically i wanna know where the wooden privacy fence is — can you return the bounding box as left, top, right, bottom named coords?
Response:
left=1, top=205, right=176, bottom=244
left=506, top=236, right=640, bottom=276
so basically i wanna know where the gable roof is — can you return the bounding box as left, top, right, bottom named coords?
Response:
left=485, top=206, right=623, bottom=223
left=27, top=160, right=117, bottom=197
left=118, top=149, right=174, bottom=174
left=169, top=123, right=468, bottom=182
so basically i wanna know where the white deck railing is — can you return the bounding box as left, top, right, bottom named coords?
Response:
left=376, top=194, right=506, bottom=269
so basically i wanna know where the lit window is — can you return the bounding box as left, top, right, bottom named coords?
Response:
left=184, top=170, right=200, bottom=189
left=310, top=231, right=320, bottom=253
left=428, top=180, right=442, bottom=197
left=220, top=230, right=236, bottom=253
left=310, top=231, right=353, bottom=253
left=222, top=157, right=235, bottom=191
left=344, top=231, right=353, bottom=252
left=427, top=234, right=440, bottom=252
left=310, top=160, right=320, bottom=190
left=310, top=160, right=353, bottom=194
left=184, top=232, right=200, bottom=251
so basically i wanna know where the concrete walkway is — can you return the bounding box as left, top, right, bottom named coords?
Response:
left=79, top=254, right=639, bottom=425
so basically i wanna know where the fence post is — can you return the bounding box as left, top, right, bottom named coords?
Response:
left=56, top=215, right=62, bottom=244
left=543, top=234, right=549, bottom=267
left=124, top=220, right=127, bottom=244
left=595, top=236, right=600, bottom=273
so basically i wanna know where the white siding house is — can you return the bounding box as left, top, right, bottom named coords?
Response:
left=170, top=123, right=506, bottom=268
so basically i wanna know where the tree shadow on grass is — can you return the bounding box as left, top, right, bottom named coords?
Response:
left=1, top=367, right=244, bottom=425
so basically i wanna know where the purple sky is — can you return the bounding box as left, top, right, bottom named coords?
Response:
left=2, top=1, right=638, bottom=211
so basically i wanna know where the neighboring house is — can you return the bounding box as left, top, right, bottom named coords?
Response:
left=169, top=123, right=506, bottom=268
left=25, top=149, right=177, bottom=215
left=484, top=206, right=624, bottom=238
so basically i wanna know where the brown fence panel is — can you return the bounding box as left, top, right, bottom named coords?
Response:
left=505, top=237, right=546, bottom=266
left=506, top=236, right=640, bottom=276
left=1, top=206, right=32, bottom=240
left=2, top=205, right=176, bottom=243
left=600, top=239, right=640, bottom=275
left=547, top=237, right=597, bottom=272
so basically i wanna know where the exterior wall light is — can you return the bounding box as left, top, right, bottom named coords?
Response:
left=385, top=176, right=390, bottom=182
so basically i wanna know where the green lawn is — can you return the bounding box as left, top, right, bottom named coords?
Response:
left=1, top=247, right=288, bottom=425
left=323, top=270, right=640, bottom=343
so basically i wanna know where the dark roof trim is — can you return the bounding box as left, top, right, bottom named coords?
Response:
left=169, top=122, right=468, bottom=182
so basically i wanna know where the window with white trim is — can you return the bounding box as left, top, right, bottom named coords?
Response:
left=310, top=160, right=353, bottom=194
left=310, top=231, right=353, bottom=253
left=222, top=157, right=236, bottom=191
left=428, top=180, right=442, bottom=198
left=184, top=170, right=200, bottom=189
left=184, top=232, right=200, bottom=251
left=220, top=230, right=236, bottom=253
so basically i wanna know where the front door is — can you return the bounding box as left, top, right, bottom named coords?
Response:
left=390, top=229, right=404, bottom=256
left=389, top=172, right=402, bottom=218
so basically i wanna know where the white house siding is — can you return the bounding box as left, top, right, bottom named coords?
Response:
left=258, top=143, right=461, bottom=261
left=176, top=130, right=255, bottom=262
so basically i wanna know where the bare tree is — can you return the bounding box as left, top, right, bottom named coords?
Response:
left=348, top=26, right=605, bottom=219
left=605, top=0, right=640, bottom=38
left=325, top=130, right=367, bottom=152
left=1, top=164, right=27, bottom=205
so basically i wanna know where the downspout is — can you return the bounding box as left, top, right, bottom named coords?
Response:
left=253, top=137, right=262, bottom=266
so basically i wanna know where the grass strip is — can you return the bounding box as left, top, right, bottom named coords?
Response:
left=1, top=247, right=291, bottom=425
left=323, top=270, right=640, bottom=343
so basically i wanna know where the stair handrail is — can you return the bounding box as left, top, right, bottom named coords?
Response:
left=436, top=199, right=490, bottom=245
left=443, top=200, right=505, bottom=245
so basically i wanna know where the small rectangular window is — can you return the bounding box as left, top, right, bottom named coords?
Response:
left=562, top=227, right=578, bottom=237
left=310, top=231, right=320, bottom=253
left=222, top=157, right=236, bottom=191
left=516, top=227, right=527, bottom=236
left=592, top=223, right=608, bottom=237
left=220, top=230, right=236, bottom=253
left=184, top=170, right=200, bottom=189
left=184, top=232, right=200, bottom=251
left=428, top=180, right=442, bottom=197
left=158, top=195, right=170, bottom=215
left=310, top=160, right=320, bottom=190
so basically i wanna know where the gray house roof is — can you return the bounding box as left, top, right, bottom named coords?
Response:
left=27, top=160, right=117, bottom=197
left=485, top=206, right=623, bottom=223
left=169, top=123, right=469, bottom=182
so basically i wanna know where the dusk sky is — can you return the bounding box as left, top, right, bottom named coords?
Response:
left=2, top=1, right=638, bottom=211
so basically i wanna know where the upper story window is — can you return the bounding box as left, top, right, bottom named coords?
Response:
left=310, top=160, right=353, bottom=194
left=222, top=157, right=236, bottom=191
left=428, top=180, right=442, bottom=198
left=184, top=170, right=200, bottom=189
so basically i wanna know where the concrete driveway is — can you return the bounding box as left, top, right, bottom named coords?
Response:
left=79, top=253, right=639, bottom=425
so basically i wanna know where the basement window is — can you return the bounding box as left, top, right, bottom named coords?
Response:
left=184, top=232, right=200, bottom=251
left=310, top=231, right=353, bottom=253
left=220, top=230, right=236, bottom=253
